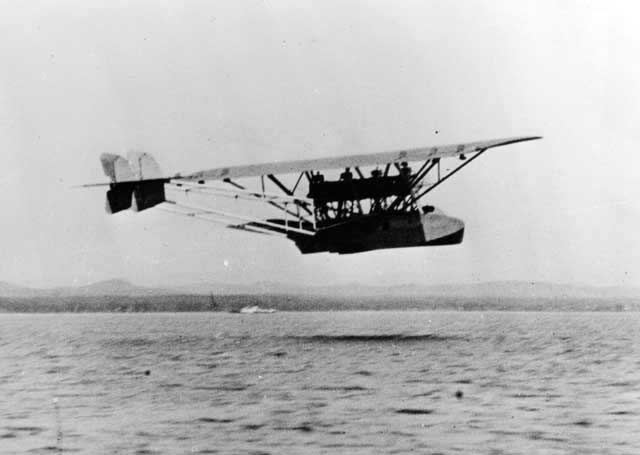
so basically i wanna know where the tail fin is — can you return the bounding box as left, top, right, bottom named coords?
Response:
left=126, top=151, right=164, bottom=180
left=100, top=152, right=167, bottom=214
left=100, top=153, right=136, bottom=182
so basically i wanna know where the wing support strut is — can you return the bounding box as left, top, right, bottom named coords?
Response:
left=163, top=201, right=315, bottom=236
left=292, top=172, right=305, bottom=193
left=267, top=174, right=313, bottom=216
left=223, top=178, right=245, bottom=190
left=385, top=159, right=437, bottom=211
left=171, top=179, right=313, bottom=225
left=219, top=178, right=308, bottom=222
left=267, top=174, right=293, bottom=196
left=409, top=159, right=438, bottom=190
left=158, top=203, right=278, bottom=236
left=413, top=149, right=487, bottom=201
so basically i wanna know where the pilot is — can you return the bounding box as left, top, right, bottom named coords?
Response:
left=340, top=167, right=353, bottom=181
left=399, top=162, right=411, bottom=177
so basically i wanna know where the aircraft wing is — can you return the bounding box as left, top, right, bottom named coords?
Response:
left=183, top=136, right=541, bottom=181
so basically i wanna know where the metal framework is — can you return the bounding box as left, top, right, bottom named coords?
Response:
left=165, top=176, right=316, bottom=236
left=162, top=149, right=487, bottom=236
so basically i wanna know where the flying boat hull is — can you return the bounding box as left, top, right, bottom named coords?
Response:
left=292, top=208, right=464, bottom=254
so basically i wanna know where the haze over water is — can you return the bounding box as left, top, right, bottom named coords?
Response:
left=1, top=311, right=639, bottom=454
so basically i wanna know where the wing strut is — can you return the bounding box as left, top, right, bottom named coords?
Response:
left=385, top=159, right=436, bottom=211
left=414, top=149, right=487, bottom=200
left=171, top=178, right=314, bottom=225
left=223, top=178, right=245, bottom=190
left=292, top=172, right=305, bottom=193
left=267, top=174, right=293, bottom=196
left=267, top=174, right=313, bottom=216
left=164, top=201, right=315, bottom=236
left=220, top=178, right=312, bottom=224
left=409, top=159, right=438, bottom=189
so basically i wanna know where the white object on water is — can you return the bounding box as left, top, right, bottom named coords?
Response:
left=239, top=306, right=276, bottom=314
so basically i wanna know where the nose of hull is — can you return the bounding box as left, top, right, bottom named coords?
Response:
left=421, top=212, right=465, bottom=245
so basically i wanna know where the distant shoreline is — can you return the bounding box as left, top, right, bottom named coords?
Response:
left=1, top=294, right=638, bottom=313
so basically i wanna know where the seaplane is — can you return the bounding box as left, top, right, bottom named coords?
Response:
left=85, top=136, right=541, bottom=254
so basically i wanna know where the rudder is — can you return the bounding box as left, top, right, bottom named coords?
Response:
left=100, top=152, right=167, bottom=214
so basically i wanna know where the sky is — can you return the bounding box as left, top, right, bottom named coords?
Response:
left=1, top=0, right=639, bottom=288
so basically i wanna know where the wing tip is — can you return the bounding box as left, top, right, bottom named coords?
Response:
left=486, top=135, right=543, bottom=150
left=507, top=135, right=543, bottom=143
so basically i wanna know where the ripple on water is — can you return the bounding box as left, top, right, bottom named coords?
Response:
left=4, top=426, right=45, bottom=436
left=267, top=351, right=287, bottom=357
left=314, top=385, right=368, bottom=392
left=27, top=446, right=60, bottom=453
left=196, top=417, right=235, bottom=424
left=286, top=334, right=459, bottom=343
left=395, top=408, right=434, bottom=415
left=608, top=410, right=636, bottom=416
left=572, top=419, right=593, bottom=427
left=528, top=431, right=568, bottom=443
left=354, top=370, right=373, bottom=376
left=159, top=383, right=183, bottom=389
left=242, top=423, right=265, bottom=431
left=274, top=424, right=314, bottom=433
left=102, top=337, right=153, bottom=348
left=410, top=389, right=440, bottom=398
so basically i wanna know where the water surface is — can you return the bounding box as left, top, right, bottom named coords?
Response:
left=1, top=311, right=639, bottom=454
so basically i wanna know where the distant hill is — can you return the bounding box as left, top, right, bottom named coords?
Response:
left=0, top=279, right=176, bottom=298
left=1, top=279, right=639, bottom=301
left=368, top=281, right=640, bottom=300
left=54, top=279, right=179, bottom=297
left=210, top=280, right=640, bottom=300
left=0, top=281, right=36, bottom=298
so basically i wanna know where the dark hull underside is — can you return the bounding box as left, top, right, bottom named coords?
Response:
left=290, top=210, right=464, bottom=254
